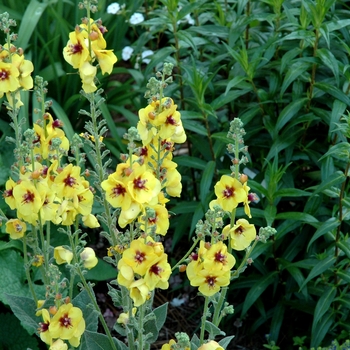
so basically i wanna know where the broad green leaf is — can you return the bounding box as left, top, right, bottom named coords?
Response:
left=5, top=294, right=39, bottom=335
left=211, top=89, right=251, bottom=110
left=320, top=143, right=350, bottom=161
left=73, top=288, right=98, bottom=333
left=224, top=76, right=246, bottom=95
left=307, top=218, right=339, bottom=250
left=81, top=330, right=128, bottom=350
left=175, top=156, right=207, bottom=170
left=280, top=47, right=302, bottom=74
left=312, top=286, right=336, bottom=337
left=336, top=271, right=350, bottom=284
left=85, top=258, right=117, bottom=281
left=242, top=271, right=278, bottom=316
left=218, top=335, right=235, bottom=348
left=153, top=302, right=168, bottom=332
left=50, top=98, right=75, bottom=141
left=171, top=201, right=199, bottom=215
left=325, top=19, right=350, bottom=32
left=247, top=179, right=268, bottom=198
left=299, top=255, right=336, bottom=291
left=314, top=82, right=350, bottom=105
left=0, top=313, right=40, bottom=350
left=190, top=202, right=205, bottom=235
left=310, top=311, right=334, bottom=348
left=200, top=161, right=215, bottom=204
left=17, top=0, right=48, bottom=50
left=316, top=48, right=339, bottom=86
left=275, top=98, right=308, bottom=133
left=189, top=25, right=229, bottom=39
left=204, top=320, right=226, bottom=338
left=144, top=47, right=176, bottom=77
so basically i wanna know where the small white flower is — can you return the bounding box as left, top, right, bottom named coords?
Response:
left=185, top=13, right=195, bottom=25
left=129, top=13, right=144, bottom=25
left=107, top=2, right=120, bottom=15
left=141, top=50, right=154, bottom=64
left=122, top=46, right=134, bottom=61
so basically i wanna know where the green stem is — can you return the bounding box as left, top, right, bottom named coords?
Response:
left=88, top=93, right=118, bottom=246
left=138, top=303, right=145, bottom=350
left=199, top=296, right=210, bottom=345
left=67, top=228, right=117, bottom=350
left=171, top=237, right=201, bottom=272
left=23, top=235, right=38, bottom=305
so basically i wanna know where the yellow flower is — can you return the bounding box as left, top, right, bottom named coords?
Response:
left=92, top=46, right=117, bottom=75
left=223, top=219, right=256, bottom=251
left=198, top=340, right=224, bottom=350
left=54, top=246, right=73, bottom=265
left=122, top=238, right=158, bottom=276
left=186, top=240, right=208, bottom=282
left=129, top=279, right=150, bottom=307
left=117, top=259, right=135, bottom=288
left=13, top=180, right=42, bottom=224
left=3, top=178, right=17, bottom=210
left=38, top=308, right=52, bottom=345
left=63, top=29, right=89, bottom=69
left=80, top=247, right=98, bottom=269
left=116, top=307, right=137, bottom=326
left=203, top=241, right=236, bottom=272
left=79, top=61, right=97, bottom=93
left=138, top=204, right=169, bottom=236
left=211, top=175, right=247, bottom=212
left=118, top=200, right=142, bottom=228
left=101, top=173, right=132, bottom=209
left=82, top=214, right=100, bottom=228
left=144, top=254, right=171, bottom=290
left=5, top=218, right=26, bottom=239
left=190, top=268, right=230, bottom=297
left=0, top=61, right=20, bottom=93
left=50, top=339, right=68, bottom=350
left=11, top=53, right=34, bottom=90
left=127, top=165, right=161, bottom=204
left=49, top=303, right=85, bottom=347
left=53, top=164, right=84, bottom=198
left=32, top=254, right=45, bottom=267
left=161, top=339, right=176, bottom=350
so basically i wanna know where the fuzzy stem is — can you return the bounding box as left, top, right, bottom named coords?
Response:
left=171, top=237, right=201, bottom=272
left=199, top=296, right=210, bottom=345
left=23, top=235, right=38, bottom=305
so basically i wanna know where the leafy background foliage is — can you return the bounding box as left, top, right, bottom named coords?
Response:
left=0, top=0, right=350, bottom=349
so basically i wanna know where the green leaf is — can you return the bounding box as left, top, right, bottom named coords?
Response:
left=211, top=89, right=251, bottom=110
left=224, top=76, right=246, bottom=95
left=5, top=294, right=39, bottom=335
left=204, top=320, right=226, bottom=338
left=0, top=313, right=40, bottom=350
left=316, top=48, right=339, bottom=86
left=17, top=0, right=48, bottom=50
left=280, top=62, right=310, bottom=97
left=73, top=289, right=99, bottom=333
left=84, top=258, right=117, bottom=281
left=310, top=311, right=334, bottom=348
left=320, top=143, right=350, bottom=161
left=264, top=204, right=276, bottom=226
left=153, top=302, right=168, bottom=332
left=175, top=156, right=207, bottom=170
left=325, top=19, right=350, bottom=32
left=275, top=98, right=308, bottom=133
left=190, top=202, right=205, bottom=235
left=336, top=241, right=350, bottom=260
left=241, top=271, right=279, bottom=316
left=189, top=25, right=229, bottom=39
left=81, top=330, right=128, bottom=350
left=274, top=188, right=311, bottom=197
left=309, top=171, right=345, bottom=195
left=307, top=218, right=339, bottom=250
left=312, top=286, right=336, bottom=336
left=314, top=82, right=350, bottom=105
left=182, top=120, right=208, bottom=136
left=200, top=161, right=215, bottom=204
left=299, top=255, right=337, bottom=291
left=50, top=98, right=75, bottom=141
left=336, top=271, right=350, bottom=284
left=269, top=301, right=285, bottom=342
left=275, top=212, right=319, bottom=224
left=218, top=335, right=235, bottom=348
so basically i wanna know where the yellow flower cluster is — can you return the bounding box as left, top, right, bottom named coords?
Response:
left=0, top=43, right=33, bottom=108
left=102, top=97, right=186, bottom=233
left=63, top=18, right=117, bottom=93
left=38, top=302, right=85, bottom=348
left=3, top=115, right=99, bottom=230
left=186, top=241, right=235, bottom=297
left=117, top=237, right=171, bottom=306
